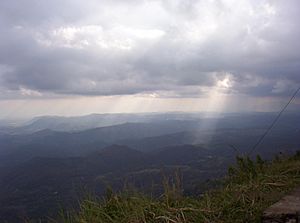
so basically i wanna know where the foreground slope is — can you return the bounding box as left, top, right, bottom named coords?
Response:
left=62, top=152, right=300, bottom=223
left=0, top=144, right=229, bottom=222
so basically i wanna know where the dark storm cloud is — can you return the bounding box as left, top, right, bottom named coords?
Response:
left=0, top=0, right=299, bottom=99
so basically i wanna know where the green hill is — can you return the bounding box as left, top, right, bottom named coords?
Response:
left=56, top=152, right=300, bottom=223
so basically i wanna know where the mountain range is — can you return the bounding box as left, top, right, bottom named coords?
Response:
left=0, top=112, right=299, bottom=222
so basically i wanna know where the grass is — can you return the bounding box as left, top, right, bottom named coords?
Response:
left=56, top=152, right=300, bottom=223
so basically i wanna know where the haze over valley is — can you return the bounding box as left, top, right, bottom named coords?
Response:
left=0, top=112, right=299, bottom=221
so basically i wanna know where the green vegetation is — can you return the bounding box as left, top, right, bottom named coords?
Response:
left=58, top=153, right=300, bottom=223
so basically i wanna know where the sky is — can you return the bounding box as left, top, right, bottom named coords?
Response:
left=0, top=0, right=299, bottom=119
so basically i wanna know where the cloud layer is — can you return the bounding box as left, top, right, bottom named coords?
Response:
left=0, top=0, right=299, bottom=100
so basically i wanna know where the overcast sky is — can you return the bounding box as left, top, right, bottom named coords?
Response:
left=0, top=0, right=299, bottom=119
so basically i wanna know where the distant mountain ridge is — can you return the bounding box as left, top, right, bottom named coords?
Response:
left=0, top=120, right=201, bottom=162
left=11, top=112, right=209, bottom=133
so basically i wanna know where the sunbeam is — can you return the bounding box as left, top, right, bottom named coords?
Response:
left=194, top=75, right=233, bottom=144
